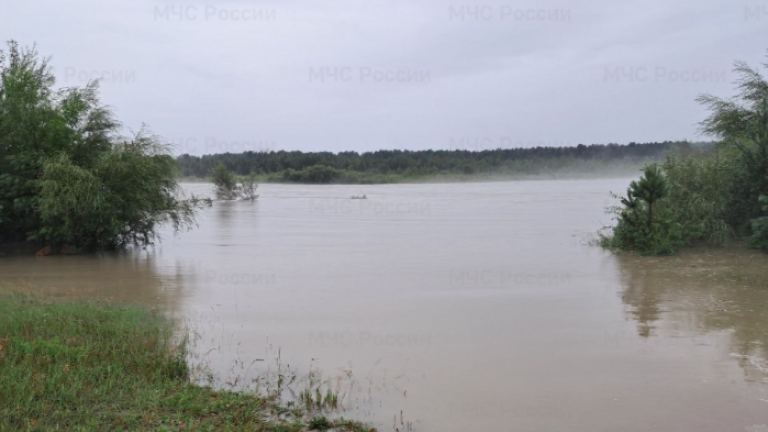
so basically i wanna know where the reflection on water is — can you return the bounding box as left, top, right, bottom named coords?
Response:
left=0, top=252, right=185, bottom=311
left=2, top=179, right=768, bottom=432
left=617, top=248, right=768, bottom=382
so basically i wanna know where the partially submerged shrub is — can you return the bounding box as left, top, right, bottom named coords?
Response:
left=239, top=172, right=259, bottom=201
left=211, top=165, right=259, bottom=200
left=211, top=164, right=240, bottom=200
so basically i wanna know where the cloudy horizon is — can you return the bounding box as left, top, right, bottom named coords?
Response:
left=1, top=0, right=766, bottom=155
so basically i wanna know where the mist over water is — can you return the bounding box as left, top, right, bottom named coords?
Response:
left=2, top=179, right=768, bottom=431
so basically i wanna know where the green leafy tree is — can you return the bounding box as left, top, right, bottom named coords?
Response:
left=697, top=55, right=768, bottom=233
left=0, top=41, right=199, bottom=250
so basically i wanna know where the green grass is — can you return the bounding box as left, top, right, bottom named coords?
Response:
left=0, top=297, right=372, bottom=432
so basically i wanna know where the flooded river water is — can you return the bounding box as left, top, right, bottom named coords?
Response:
left=2, top=179, right=768, bottom=431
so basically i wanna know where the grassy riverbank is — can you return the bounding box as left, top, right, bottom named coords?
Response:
left=0, top=297, right=371, bottom=432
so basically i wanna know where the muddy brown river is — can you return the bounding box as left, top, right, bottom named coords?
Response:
left=2, top=179, right=768, bottom=431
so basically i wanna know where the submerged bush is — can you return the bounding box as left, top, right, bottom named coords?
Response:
left=239, top=172, right=259, bottom=200
left=211, top=165, right=259, bottom=200
left=211, top=164, right=240, bottom=200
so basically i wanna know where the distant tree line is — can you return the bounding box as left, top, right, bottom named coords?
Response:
left=177, top=142, right=683, bottom=182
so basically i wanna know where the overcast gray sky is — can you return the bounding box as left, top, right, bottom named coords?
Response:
left=1, top=0, right=766, bottom=155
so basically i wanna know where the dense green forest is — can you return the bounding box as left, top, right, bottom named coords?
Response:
left=177, top=142, right=682, bottom=183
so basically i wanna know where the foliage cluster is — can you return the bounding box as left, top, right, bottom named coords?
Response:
left=0, top=42, right=200, bottom=250
left=603, top=54, right=768, bottom=254
left=211, top=165, right=259, bottom=200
